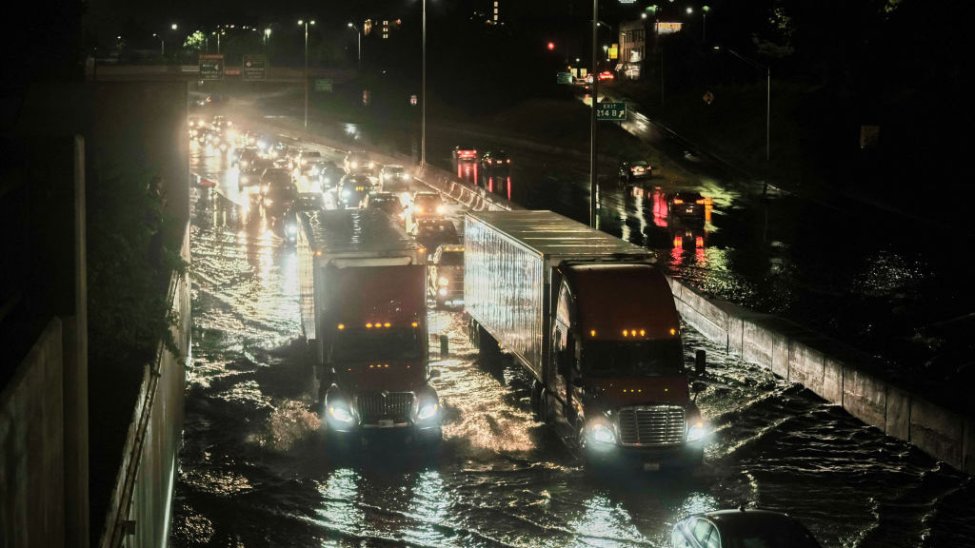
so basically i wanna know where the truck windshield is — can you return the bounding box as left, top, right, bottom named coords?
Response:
left=583, top=340, right=684, bottom=377
left=332, top=329, right=423, bottom=362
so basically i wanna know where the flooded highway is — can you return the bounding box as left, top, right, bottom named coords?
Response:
left=170, top=127, right=975, bottom=547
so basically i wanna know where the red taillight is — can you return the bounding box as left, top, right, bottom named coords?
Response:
left=695, top=236, right=704, bottom=248
left=673, top=236, right=683, bottom=248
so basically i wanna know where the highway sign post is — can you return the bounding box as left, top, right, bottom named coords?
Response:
left=242, top=55, right=267, bottom=80
left=199, top=54, right=224, bottom=80
left=595, top=102, right=627, bottom=121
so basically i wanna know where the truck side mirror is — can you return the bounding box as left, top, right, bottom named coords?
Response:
left=695, top=349, right=707, bottom=375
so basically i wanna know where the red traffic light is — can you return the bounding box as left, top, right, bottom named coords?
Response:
left=547, top=41, right=556, bottom=51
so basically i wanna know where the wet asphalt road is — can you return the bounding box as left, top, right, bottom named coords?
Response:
left=170, top=129, right=975, bottom=547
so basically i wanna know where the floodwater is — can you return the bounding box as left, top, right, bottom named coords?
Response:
left=170, top=134, right=975, bottom=547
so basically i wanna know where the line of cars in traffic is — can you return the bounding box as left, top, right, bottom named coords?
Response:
left=204, top=116, right=466, bottom=310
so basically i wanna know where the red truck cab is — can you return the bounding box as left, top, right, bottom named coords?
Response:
left=548, top=263, right=706, bottom=469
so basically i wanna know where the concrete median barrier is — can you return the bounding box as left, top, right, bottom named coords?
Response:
left=669, top=276, right=974, bottom=475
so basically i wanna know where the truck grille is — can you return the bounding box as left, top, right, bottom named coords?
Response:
left=617, top=405, right=686, bottom=447
left=355, top=392, right=414, bottom=425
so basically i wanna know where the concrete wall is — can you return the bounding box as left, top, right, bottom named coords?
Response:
left=0, top=319, right=65, bottom=547
left=99, top=232, right=190, bottom=548
left=669, top=277, right=975, bottom=475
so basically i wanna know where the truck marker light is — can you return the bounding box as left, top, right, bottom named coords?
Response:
left=669, top=328, right=678, bottom=336
left=384, top=322, right=391, bottom=328
left=337, top=323, right=345, bottom=330
left=411, top=321, right=419, bottom=328
left=315, top=251, right=323, bottom=257
left=639, top=329, right=646, bottom=336
left=590, top=329, right=597, bottom=337
left=366, top=323, right=374, bottom=329
left=622, top=329, right=629, bottom=337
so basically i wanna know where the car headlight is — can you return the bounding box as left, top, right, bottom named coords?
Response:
left=588, top=421, right=616, bottom=447
left=686, top=421, right=709, bottom=443
left=416, top=401, right=439, bottom=421
left=342, top=190, right=351, bottom=198
left=437, top=276, right=449, bottom=287
left=327, top=403, right=355, bottom=423
left=286, top=224, right=298, bottom=235
left=437, top=288, right=448, bottom=297
left=435, top=205, right=446, bottom=214
left=400, top=173, right=411, bottom=181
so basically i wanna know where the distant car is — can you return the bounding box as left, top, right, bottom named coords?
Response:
left=261, top=182, right=297, bottom=215
left=412, top=219, right=460, bottom=258
left=296, top=149, right=323, bottom=168
left=344, top=151, right=375, bottom=174
left=671, top=509, right=821, bottom=548
left=380, top=164, right=413, bottom=192
left=281, top=192, right=326, bottom=243
left=669, top=191, right=707, bottom=220
left=307, top=160, right=343, bottom=191
left=232, top=147, right=260, bottom=170
left=453, top=145, right=478, bottom=161
left=338, top=173, right=374, bottom=209
left=259, top=168, right=294, bottom=197
left=365, top=191, right=406, bottom=219
left=597, top=70, right=615, bottom=81
left=428, top=244, right=464, bottom=308
left=619, top=160, right=653, bottom=184
left=408, top=191, right=446, bottom=230
left=238, top=158, right=274, bottom=190
left=480, top=151, right=512, bottom=173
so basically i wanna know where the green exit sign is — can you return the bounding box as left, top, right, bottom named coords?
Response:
left=596, top=102, right=626, bottom=121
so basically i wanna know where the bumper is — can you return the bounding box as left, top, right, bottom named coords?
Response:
left=326, top=423, right=442, bottom=448
left=586, top=442, right=704, bottom=471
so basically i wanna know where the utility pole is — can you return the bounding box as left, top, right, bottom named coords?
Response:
left=421, top=0, right=428, bottom=166
left=589, top=0, right=599, bottom=227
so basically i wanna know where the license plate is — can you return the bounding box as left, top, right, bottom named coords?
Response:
left=378, top=419, right=394, bottom=427
left=643, top=462, right=660, bottom=471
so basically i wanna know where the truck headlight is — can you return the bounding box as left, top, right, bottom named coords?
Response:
left=327, top=403, right=355, bottom=423
left=437, top=276, right=449, bottom=287
left=436, top=205, right=446, bottom=215
left=286, top=224, right=298, bottom=235
left=438, top=288, right=448, bottom=297
left=417, top=401, right=439, bottom=421
left=587, top=421, right=616, bottom=447
left=686, top=421, right=709, bottom=443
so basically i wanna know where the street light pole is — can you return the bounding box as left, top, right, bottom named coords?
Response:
left=347, top=23, right=362, bottom=71
left=299, top=19, right=315, bottom=128
left=421, top=0, right=427, bottom=166
left=589, top=0, right=599, bottom=227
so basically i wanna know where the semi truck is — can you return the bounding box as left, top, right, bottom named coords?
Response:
left=464, top=210, right=707, bottom=470
left=297, top=208, right=442, bottom=446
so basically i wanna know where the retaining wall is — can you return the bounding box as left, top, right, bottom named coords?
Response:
left=98, top=231, right=191, bottom=548
left=0, top=319, right=66, bottom=547
left=668, top=277, right=975, bottom=475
